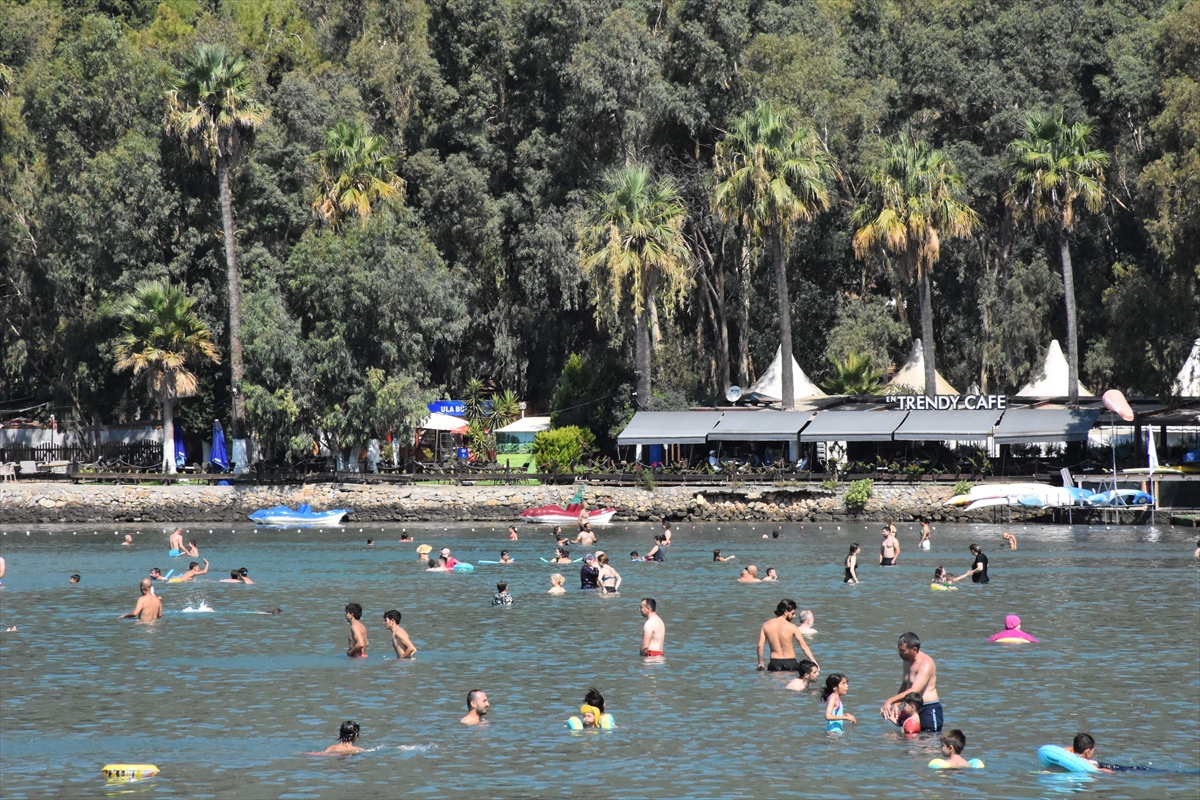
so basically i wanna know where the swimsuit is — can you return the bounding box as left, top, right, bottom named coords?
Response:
left=880, top=556, right=895, bottom=566
left=843, top=565, right=854, bottom=583
left=643, top=650, right=664, bottom=657
left=827, top=698, right=844, bottom=732
left=767, top=657, right=799, bottom=672
left=917, top=701, right=944, bottom=731
left=649, top=549, right=664, bottom=562
left=920, top=539, right=930, bottom=550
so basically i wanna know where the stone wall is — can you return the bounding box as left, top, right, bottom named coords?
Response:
left=0, top=480, right=1030, bottom=524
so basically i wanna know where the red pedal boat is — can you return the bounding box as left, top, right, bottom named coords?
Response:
left=520, top=485, right=618, bottom=525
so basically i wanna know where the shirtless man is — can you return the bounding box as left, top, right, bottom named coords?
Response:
left=383, top=610, right=416, bottom=658
left=345, top=602, right=369, bottom=657
left=122, top=534, right=134, bottom=546
left=1002, top=532, right=1017, bottom=550
left=461, top=689, right=489, bottom=725
left=149, top=567, right=168, bottom=581
left=573, top=526, right=597, bottom=546
left=881, top=631, right=942, bottom=731
left=639, top=598, right=665, bottom=657
left=879, top=527, right=900, bottom=566
left=756, top=599, right=818, bottom=672
left=220, top=568, right=253, bottom=584
left=168, top=528, right=185, bottom=553
left=738, top=565, right=762, bottom=583
left=796, top=609, right=817, bottom=635
left=120, top=578, right=163, bottom=621
left=176, top=558, right=209, bottom=581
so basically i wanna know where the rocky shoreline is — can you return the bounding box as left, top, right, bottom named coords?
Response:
left=0, top=480, right=1112, bottom=525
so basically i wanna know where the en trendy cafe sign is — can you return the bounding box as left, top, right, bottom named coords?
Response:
left=887, top=394, right=1008, bottom=411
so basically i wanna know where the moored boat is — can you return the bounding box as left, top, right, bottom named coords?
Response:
left=248, top=504, right=352, bottom=526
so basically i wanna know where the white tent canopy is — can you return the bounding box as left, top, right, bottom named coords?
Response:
left=1173, top=339, right=1200, bottom=397
left=1018, top=339, right=1093, bottom=397
left=886, top=340, right=959, bottom=395
left=743, top=346, right=826, bottom=403
left=495, top=416, right=551, bottom=434
left=417, top=413, right=469, bottom=432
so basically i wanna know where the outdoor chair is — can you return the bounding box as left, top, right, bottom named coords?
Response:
left=0, top=462, right=15, bottom=482
left=18, top=460, right=39, bottom=475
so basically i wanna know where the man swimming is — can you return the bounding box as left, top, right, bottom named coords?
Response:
left=796, top=609, right=817, bottom=635
left=461, top=689, right=489, bottom=725
left=1002, top=532, right=1017, bottom=550
left=763, top=567, right=778, bottom=582
left=573, top=526, right=597, bottom=546
left=321, top=720, right=364, bottom=754
left=122, top=534, right=134, bottom=546
left=120, top=578, right=163, bottom=621
left=149, top=567, right=167, bottom=581
left=383, top=610, right=417, bottom=658
left=881, top=631, right=942, bottom=731
left=220, top=568, right=253, bottom=584
left=345, top=602, right=368, bottom=657
left=168, top=528, right=184, bottom=553
left=784, top=659, right=819, bottom=691
left=738, top=565, right=761, bottom=583
left=639, top=598, right=665, bottom=657
left=176, top=558, right=209, bottom=581
left=756, top=599, right=818, bottom=672
left=879, top=527, right=900, bottom=566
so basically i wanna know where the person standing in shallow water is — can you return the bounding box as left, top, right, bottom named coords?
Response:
left=952, top=544, right=989, bottom=584
left=461, top=690, right=489, bottom=725
left=756, top=599, right=818, bottom=672
left=881, top=632, right=942, bottom=731
left=120, top=578, right=162, bottom=621
left=345, top=603, right=368, bottom=657
left=844, top=544, right=861, bottom=584
left=639, top=598, right=665, bottom=657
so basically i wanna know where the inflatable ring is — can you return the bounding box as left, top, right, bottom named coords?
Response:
left=452, top=563, right=474, bottom=573
left=991, top=637, right=1032, bottom=644
left=102, top=764, right=159, bottom=779
left=567, top=714, right=615, bottom=730
left=930, top=584, right=957, bottom=591
left=928, top=758, right=984, bottom=769
left=1038, top=745, right=1098, bottom=773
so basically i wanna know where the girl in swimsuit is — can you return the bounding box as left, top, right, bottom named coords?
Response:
left=844, top=544, right=861, bottom=584
left=822, top=674, right=856, bottom=732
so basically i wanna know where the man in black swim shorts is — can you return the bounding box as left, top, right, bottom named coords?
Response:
left=756, top=599, right=818, bottom=672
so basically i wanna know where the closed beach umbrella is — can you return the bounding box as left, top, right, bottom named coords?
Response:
left=174, top=423, right=187, bottom=468
left=210, top=420, right=229, bottom=472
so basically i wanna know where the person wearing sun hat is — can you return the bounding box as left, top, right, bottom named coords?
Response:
left=416, top=544, right=433, bottom=561
left=440, top=548, right=460, bottom=569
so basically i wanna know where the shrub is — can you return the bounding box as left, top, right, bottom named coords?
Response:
left=820, top=479, right=839, bottom=491
left=953, top=480, right=974, bottom=496
left=844, top=479, right=874, bottom=513
left=532, top=426, right=595, bottom=471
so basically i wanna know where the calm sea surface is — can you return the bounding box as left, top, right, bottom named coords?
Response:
left=1, top=519, right=1198, bottom=799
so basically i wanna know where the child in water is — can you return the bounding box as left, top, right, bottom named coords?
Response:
left=322, top=720, right=364, bottom=754
left=821, top=674, right=856, bottom=732
left=889, top=692, right=923, bottom=733
left=936, top=729, right=977, bottom=768
left=931, top=566, right=956, bottom=590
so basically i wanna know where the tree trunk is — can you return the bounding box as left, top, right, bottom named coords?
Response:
left=773, top=234, right=795, bottom=409
left=217, top=155, right=246, bottom=437
left=648, top=294, right=661, bottom=351
left=162, top=392, right=176, bottom=475
left=714, top=257, right=730, bottom=391
left=918, top=267, right=937, bottom=397
left=634, top=310, right=652, bottom=410
left=1058, top=227, right=1080, bottom=404
left=737, top=232, right=753, bottom=387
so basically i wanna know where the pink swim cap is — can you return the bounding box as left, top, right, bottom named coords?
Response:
left=1005, top=614, right=1021, bottom=629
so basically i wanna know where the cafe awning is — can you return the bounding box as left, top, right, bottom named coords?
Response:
left=616, top=411, right=725, bottom=445
left=892, top=410, right=1002, bottom=442
left=707, top=410, right=816, bottom=441
left=798, top=410, right=909, bottom=442
left=992, top=408, right=1102, bottom=444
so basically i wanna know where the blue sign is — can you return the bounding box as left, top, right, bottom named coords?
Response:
left=428, top=400, right=466, bottom=416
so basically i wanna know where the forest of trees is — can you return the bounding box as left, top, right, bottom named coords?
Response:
left=2, top=0, right=1197, bottom=458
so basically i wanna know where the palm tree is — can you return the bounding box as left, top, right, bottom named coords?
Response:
left=853, top=135, right=978, bottom=397
left=310, top=119, right=404, bottom=227
left=1006, top=108, right=1109, bottom=403
left=165, top=44, right=268, bottom=439
left=113, top=282, right=221, bottom=474
left=713, top=101, right=832, bottom=409
left=578, top=165, right=692, bottom=410
left=823, top=352, right=883, bottom=395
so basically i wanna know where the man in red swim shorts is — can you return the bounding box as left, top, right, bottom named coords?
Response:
left=639, top=598, right=665, bottom=657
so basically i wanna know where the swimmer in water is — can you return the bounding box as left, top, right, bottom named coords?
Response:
left=1194, top=540, right=1200, bottom=557
left=70, top=574, right=80, bottom=584
left=461, top=689, right=489, bottom=725
left=345, top=602, right=368, bottom=657
left=844, top=543, right=861, bottom=584
left=548, top=573, right=566, bottom=595
left=757, top=599, right=818, bottom=672
left=120, top=578, right=163, bottom=621
left=416, top=544, right=431, bottom=561
left=784, top=659, right=819, bottom=691
left=149, top=567, right=167, bottom=581
left=221, top=568, right=253, bottom=584
left=122, top=534, right=134, bottom=546
left=937, top=729, right=973, bottom=768
left=796, top=609, right=816, bottom=635
left=366, top=538, right=374, bottom=546
left=643, top=536, right=666, bottom=562
left=881, top=632, right=942, bottom=731
left=639, top=598, right=665, bottom=657
left=763, top=567, right=778, bottom=582
left=507, top=526, right=519, bottom=540
left=383, top=610, right=416, bottom=658
left=573, top=526, right=597, bottom=546
left=322, top=720, right=364, bottom=754
left=499, top=550, right=514, bottom=564
left=551, top=547, right=572, bottom=564
left=630, top=551, right=640, bottom=562
left=597, top=552, right=621, bottom=594
left=822, top=674, right=856, bottom=731
left=581, top=688, right=613, bottom=728
left=1002, top=532, right=1017, bottom=550
left=183, top=539, right=200, bottom=557
left=932, top=567, right=954, bottom=588
left=399, top=533, right=413, bottom=542
left=255, top=608, right=283, bottom=615
left=738, top=566, right=762, bottom=583
left=1069, top=732, right=1100, bottom=767
left=879, top=527, right=900, bottom=566
left=176, top=558, right=209, bottom=581
left=168, top=528, right=184, bottom=553
left=661, top=520, right=672, bottom=546
left=713, top=550, right=735, bottom=562
left=891, top=692, right=924, bottom=734
left=492, top=580, right=514, bottom=606
left=919, top=519, right=931, bottom=550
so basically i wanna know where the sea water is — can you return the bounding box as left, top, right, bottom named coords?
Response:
left=0, top=521, right=1197, bottom=798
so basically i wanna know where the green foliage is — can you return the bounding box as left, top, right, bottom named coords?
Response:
left=550, top=353, right=633, bottom=451
left=823, top=352, right=883, bottom=395
left=844, top=479, right=873, bottom=513
left=953, top=481, right=974, bottom=496
left=820, top=479, right=839, bottom=490
left=310, top=119, right=404, bottom=227
left=531, top=426, right=594, bottom=472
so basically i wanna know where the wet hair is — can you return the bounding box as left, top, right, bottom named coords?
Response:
left=550, top=573, right=564, bottom=586
left=383, top=610, right=402, bottom=625
left=713, top=550, right=722, bottom=560
left=848, top=543, right=860, bottom=554
left=940, top=729, right=966, bottom=754
left=150, top=567, right=161, bottom=575
left=500, top=550, right=509, bottom=557
left=345, top=603, right=363, bottom=620
left=230, top=570, right=241, bottom=579
left=188, top=562, right=199, bottom=570
left=797, top=659, right=817, bottom=679
left=188, top=540, right=197, bottom=547
left=766, top=567, right=776, bottom=575
left=772, top=529, right=779, bottom=538
left=898, top=632, right=921, bottom=650
left=1073, top=732, right=1095, bottom=753
left=933, top=566, right=946, bottom=581
left=467, top=689, right=486, bottom=709
left=496, top=581, right=508, bottom=592
left=584, top=687, right=605, bottom=713
left=630, top=551, right=639, bottom=558
left=238, top=567, right=249, bottom=576
left=969, top=543, right=981, bottom=554
left=508, top=526, right=517, bottom=532
left=775, top=599, right=798, bottom=617
left=821, top=673, right=847, bottom=702
left=338, top=720, right=360, bottom=743
left=597, top=552, right=609, bottom=565
left=560, top=549, right=570, bottom=558
left=641, top=597, right=657, bottom=612
left=798, top=609, right=814, bottom=625
left=901, top=692, right=924, bottom=712
left=70, top=574, right=81, bottom=583
left=367, top=538, right=374, bottom=545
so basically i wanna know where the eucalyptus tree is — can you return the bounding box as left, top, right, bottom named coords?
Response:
left=853, top=135, right=978, bottom=397
left=310, top=119, right=404, bottom=228
left=578, top=165, right=692, bottom=410
left=1006, top=108, right=1109, bottom=403
left=165, top=44, right=267, bottom=436
left=713, top=101, right=832, bottom=408
left=113, top=282, right=220, bottom=474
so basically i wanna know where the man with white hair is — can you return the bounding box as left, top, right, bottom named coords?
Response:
left=797, top=609, right=817, bottom=635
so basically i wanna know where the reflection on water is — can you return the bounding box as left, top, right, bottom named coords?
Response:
left=1, top=521, right=1198, bottom=798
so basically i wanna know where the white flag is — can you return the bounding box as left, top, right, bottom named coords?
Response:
left=1147, top=429, right=1159, bottom=476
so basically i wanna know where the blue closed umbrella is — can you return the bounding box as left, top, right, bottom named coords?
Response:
left=174, top=422, right=187, bottom=468
left=210, top=420, right=229, bottom=472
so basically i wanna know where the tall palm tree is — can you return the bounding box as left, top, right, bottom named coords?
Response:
left=713, top=101, right=832, bottom=409
left=1006, top=108, right=1109, bottom=403
left=853, top=135, right=978, bottom=396
left=310, top=119, right=404, bottom=227
left=165, top=44, right=267, bottom=438
left=113, top=282, right=221, bottom=474
left=578, top=165, right=692, bottom=410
